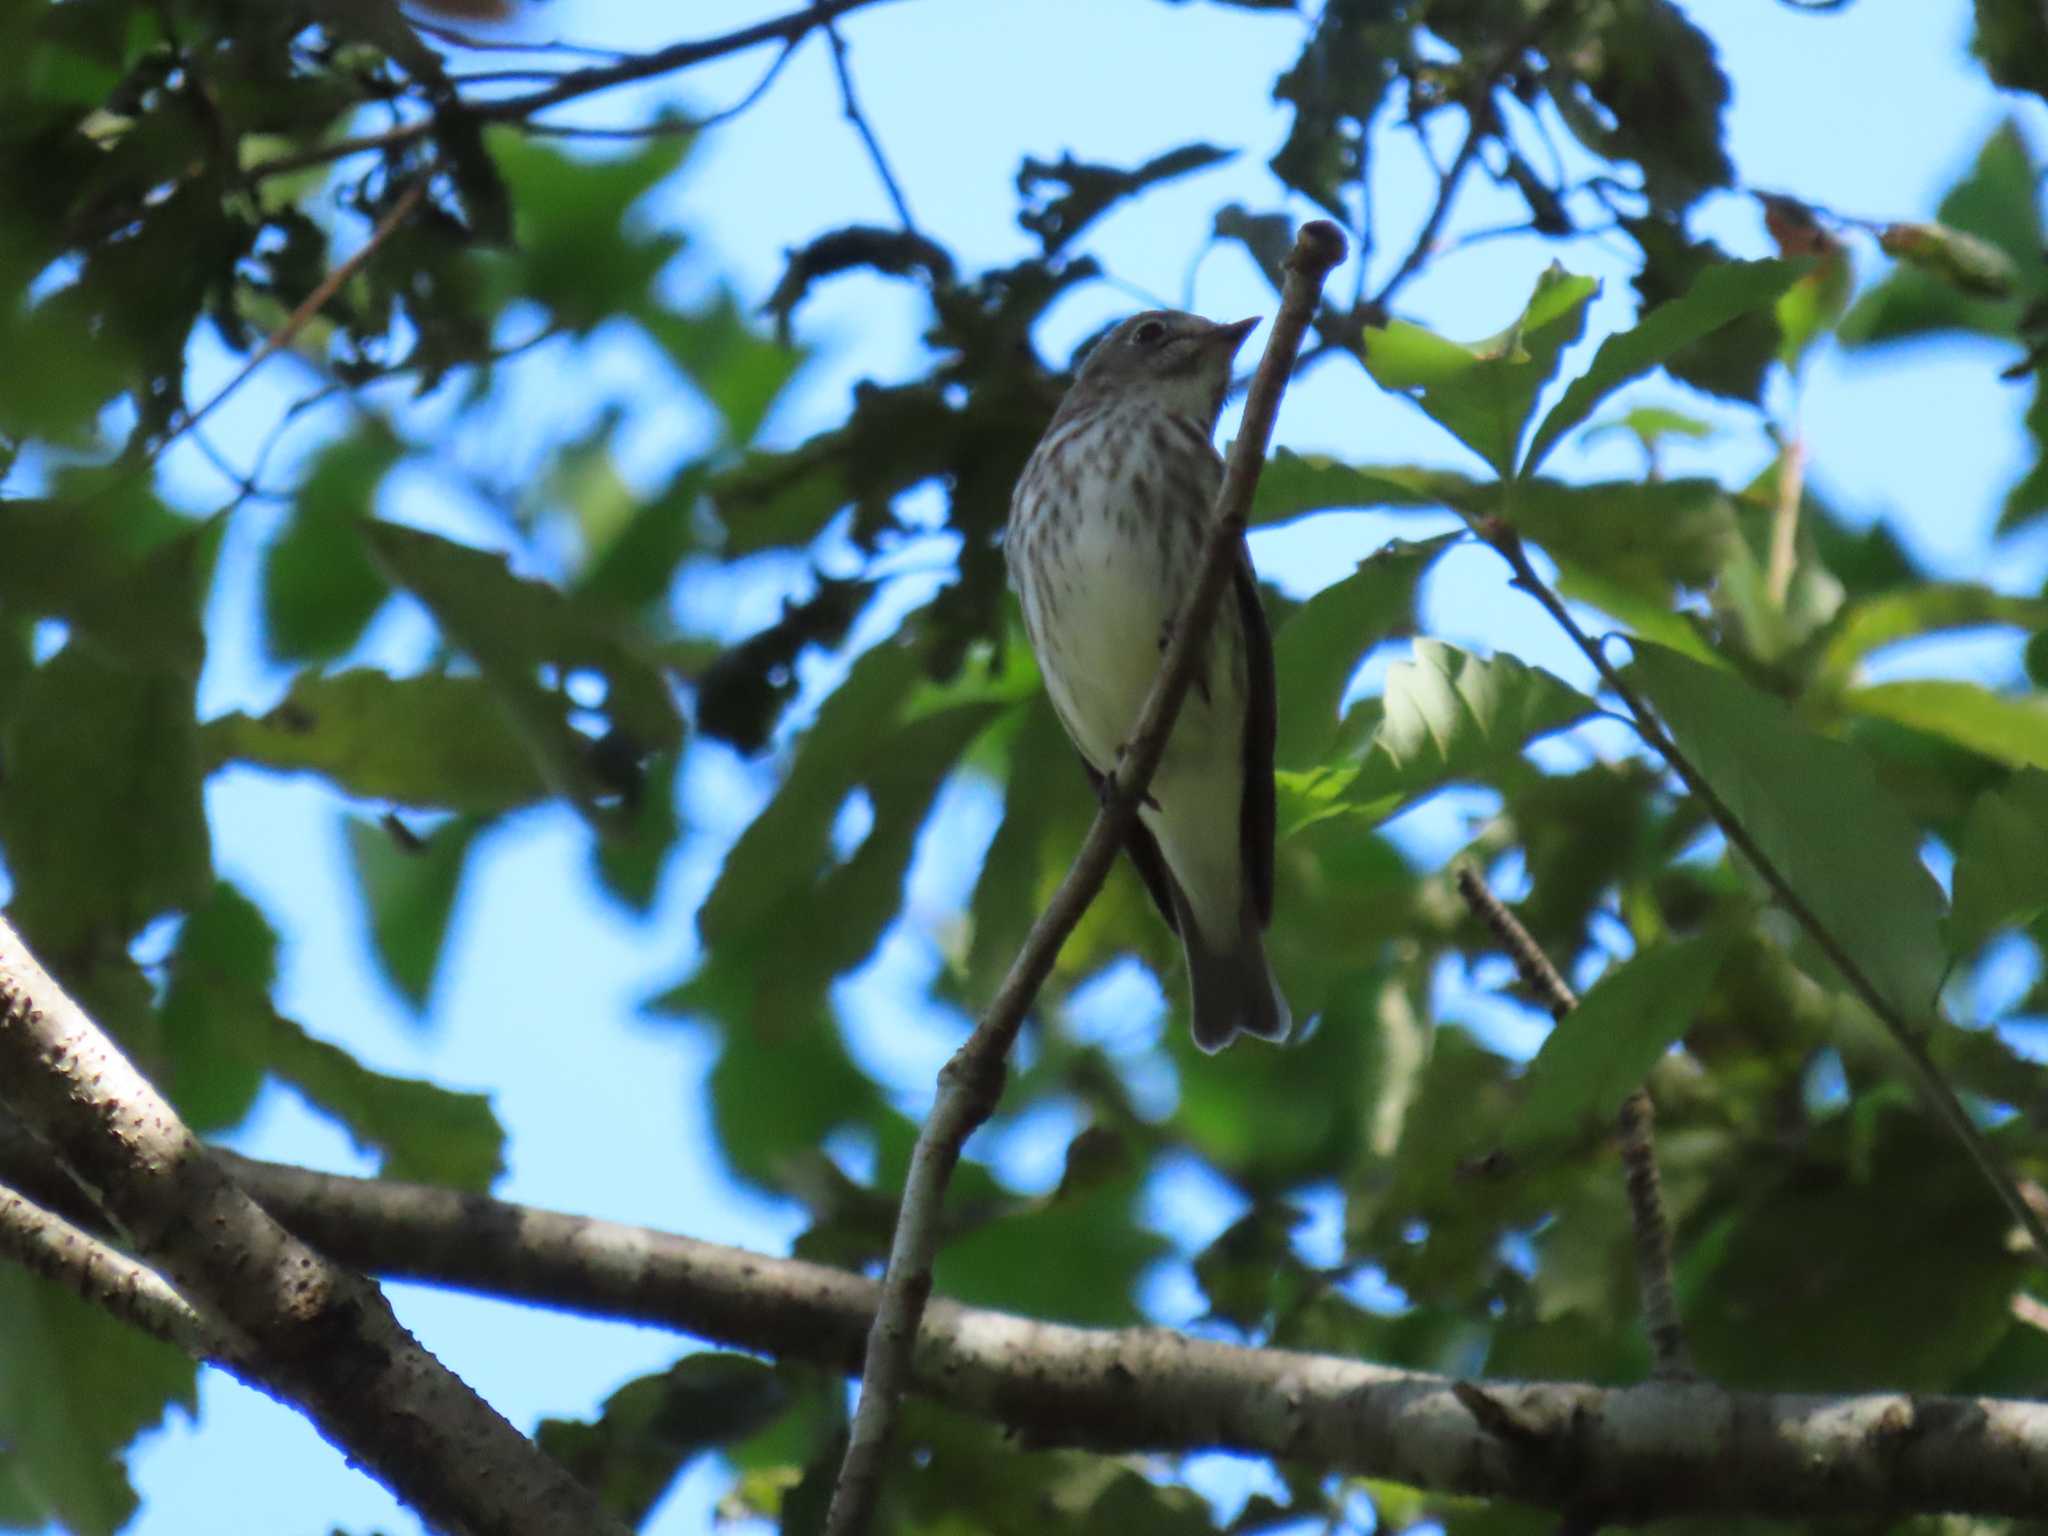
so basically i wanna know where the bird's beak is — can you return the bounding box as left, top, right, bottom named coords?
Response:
left=1211, top=317, right=1260, bottom=357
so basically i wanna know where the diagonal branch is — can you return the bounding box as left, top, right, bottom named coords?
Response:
left=819, top=7, right=918, bottom=232
left=1474, top=519, right=2048, bottom=1266
left=6, top=1140, right=2045, bottom=1525
left=820, top=219, right=1350, bottom=1536
left=0, top=918, right=628, bottom=1536
left=1454, top=865, right=1691, bottom=1379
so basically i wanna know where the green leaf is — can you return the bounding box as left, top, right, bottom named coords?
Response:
left=1267, top=2, right=1406, bottom=214
left=1502, top=477, right=1738, bottom=598
left=0, top=1269, right=196, bottom=1536
left=1776, top=247, right=1853, bottom=370
left=1950, top=770, right=2048, bottom=953
left=1844, top=680, right=2048, bottom=771
left=1629, top=642, right=1948, bottom=1022
left=1975, top=0, right=2048, bottom=101
left=362, top=522, right=683, bottom=821
left=642, top=290, right=805, bottom=447
left=539, top=1355, right=789, bottom=1525
left=1359, top=265, right=1599, bottom=477
left=1620, top=216, right=1783, bottom=402
left=202, top=670, right=550, bottom=813
left=345, top=814, right=481, bottom=1009
left=1510, top=932, right=1734, bottom=1146
left=935, top=1174, right=1166, bottom=1327
left=0, top=644, right=211, bottom=950
left=1815, top=585, right=2048, bottom=688
left=1271, top=534, right=1457, bottom=768
left=1687, top=1111, right=2023, bottom=1390
left=1524, top=259, right=1801, bottom=473
left=1346, top=640, right=1598, bottom=819
left=267, top=1014, right=505, bottom=1189
left=263, top=425, right=397, bottom=663
left=1248, top=449, right=1480, bottom=527
left=0, top=497, right=212, bottom=676
left=158, top=882, right=279, bottom=1132
left=1017, top=143, right=1232, bottom=255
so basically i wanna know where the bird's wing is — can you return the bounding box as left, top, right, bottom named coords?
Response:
left=1233, top=546, right=1277, bottom=928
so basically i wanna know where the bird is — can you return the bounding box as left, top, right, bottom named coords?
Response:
left=1005, top=309, right=1290, bottom=1052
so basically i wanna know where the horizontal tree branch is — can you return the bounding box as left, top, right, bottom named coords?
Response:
left=0, top=919, right=626, bottom=1536
left=13, top=1145, right=2026, bottom=1525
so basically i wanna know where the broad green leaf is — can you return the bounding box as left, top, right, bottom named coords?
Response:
left=0, top=1270, right=195, bottom=1536
left=1525, top=259, right=1801, bottom=473
left=362, top=522, right=682, bottom=820
left=1975, top=0, right=2048, bottom=101
left=1844, top=680, right=2048, bottom=771
left=345, top=814, right=481, bottom=1009
left=1501, top=477, right=1738, bottom=597
left=592, top=751, right=681, bottom=914
left=935, top=1173, right=1165, bottom=1326
left=1630, top=642, right=1948, bottom=1022
left=202, top=670, right=549, bottom=813
left=1553, top=560, right=1722, bottom=664
left=1582, top=406, right=1715, bottom=454
left=1687, top=1112, right=2023, bottom=1390
left=1248, top=449, right=1478, bottom=527
left=1346, top=640, right=1598, bottom=819
left=1621, top=215, right=1782, bottom=402
left=1816, top=585, right=2048, bottom=687
left=1271, top=533, right=1457, bottom=767
left=267, top=1015, right=505, bottom=1189
left=1510, top=932, right=1734, bottom=1146
left=577, top=464, right=709, bottom=613
left=1775, top=247, right=1852, bottom=370
left=643, top=291, right=805, bottom=447
left=539, top=1355, right=788, bottom=1525
left=263, top=425, right=397, bottom=663
left=0, top=644, right=211, bottom=950
left=1950, top=770, right=2048, bottom=954
left=1359, top=266, right=1599, bottom=477
left=158, top=881, right=278, bottom=1132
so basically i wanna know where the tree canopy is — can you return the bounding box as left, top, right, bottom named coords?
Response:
left=4, top=1, right=2048, bottom=1533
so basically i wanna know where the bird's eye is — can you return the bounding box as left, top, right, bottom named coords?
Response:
left=1130, top=318, right=1167, bottom=347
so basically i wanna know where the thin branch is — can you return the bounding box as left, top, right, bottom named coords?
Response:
left=158, top=175, right=428, bottom=460
left=0, top=918, right=630, bottom=1536
left=1453, top=866, right=1692, bottom=1380
left=821, top=220, right=1348, bottom=1536
left=0, top=1182, right=232, bottom=1361
left=1767, top=421, right=1806, bottom=608
left=1473, top=519, right=2048, bottom=1265
left=820, top=7, right=917, bottom=232
left=6, top=1140, right=2044, bottom=1524
left=247, top=0, right=905, bottom=183
left=1370, top=117, right=1482, bottom=314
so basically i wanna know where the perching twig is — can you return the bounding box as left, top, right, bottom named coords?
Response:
left=1474, top=518, right=2048, bottom=1266
left=1454, top=866, right=1692, bottom=1380
left=0, top=917, right=629, bottom=1536
left=819, top=7, right=918, bottom=233
left=820, top=220, right=1348, bottom=1536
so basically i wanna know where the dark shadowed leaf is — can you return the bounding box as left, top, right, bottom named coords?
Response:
left=935, top=1173, right=1166, bottom=1326
left=1511, top=932, right=1734, bottom=1147
left=345, top=814, right=482, bottom=1010
left=1621, top=216, right=1782, bottom=402
left=1359, top=266, right=1598, bottom=477
left=1630, top=642, right=1948, bottom=1022
left=1272, top=534, right=1458, bottom=767
left=1951, top=770, right=2048, bottom=954
left=0, top=496, right=211, bottom=676
left=0, top=644, right=211, bottom=950
left=1502, top=477, right=1738, bottom=597
left=1975, top=0, right=2048, bottom=101
left=202, top=670, right=549, bottom=813
left=1018, top=143, right=1232, bottom=254
left=1524, top=259, right=1800, bottom=473
left=539, top=1354, right=788, bottom=1525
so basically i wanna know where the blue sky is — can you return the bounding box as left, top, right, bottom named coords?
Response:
left=81, top=2, right=2048, bottom=1532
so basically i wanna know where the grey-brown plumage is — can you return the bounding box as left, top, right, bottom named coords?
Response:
left=1006, top=310, right=1291, bottom=1052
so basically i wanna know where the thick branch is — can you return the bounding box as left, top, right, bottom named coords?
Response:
left=0, top=919, right=625, bottom=1536
left=1475, top=521, right=2048, bottom=1264
left=16, top=1147, right=2044, bottom=1525
left=822, top=219, right=1349, bottom=1536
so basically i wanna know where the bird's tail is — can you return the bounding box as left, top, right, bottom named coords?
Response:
left=1171, top=887, right=1291, bottom=1053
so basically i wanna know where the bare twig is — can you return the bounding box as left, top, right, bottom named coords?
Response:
left=247, top=0, right=904, bottom=183
left=1766, top=422, right=1806, bottom=607
left=159, top=175, right=428, bottom=459
left=0, top=918, right=629, bottom=1536
left=4, top=1136, right=2045, bottom=1525
left=1474, top=519, right=2048, bottom=1265
left=1454, top=866, right=1692, bottom=1379
left=820, top=8, right=917, bottom=232
left=0, top=1182, right=231, bottom=1361
left=1370, top=117, right=1482, bottom=313
left=820, top=220, right=1349, bottom=1536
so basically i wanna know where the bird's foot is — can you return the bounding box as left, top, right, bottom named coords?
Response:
left=1106, top=745, right=1161, bottom=811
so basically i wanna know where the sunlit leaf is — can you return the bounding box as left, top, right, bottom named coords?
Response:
left=1843, top=680, right=2048, bottom=771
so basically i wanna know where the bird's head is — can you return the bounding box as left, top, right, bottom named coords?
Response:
left=1070, top=310, right=1260, bottom=427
